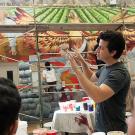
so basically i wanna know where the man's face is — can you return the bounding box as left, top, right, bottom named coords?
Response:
left=96, top=39, right=111, bottom=63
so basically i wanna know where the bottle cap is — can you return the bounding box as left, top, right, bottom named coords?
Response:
left=82, top=97, right=89, bottom=102
left=46, top=130, right=57, bottom=135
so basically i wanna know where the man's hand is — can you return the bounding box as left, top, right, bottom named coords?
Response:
left=75, top=113, right=94, bottom=132
left=67, top=50, right=81, bottom=72
left=71, top=46, right=85, bottom=65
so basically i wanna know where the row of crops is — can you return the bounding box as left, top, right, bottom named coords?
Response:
left=35, top=8, right=70, bottom=23
left=34, top=7, right=135, bottom=23
left=8, top=6, right=135, bottom=23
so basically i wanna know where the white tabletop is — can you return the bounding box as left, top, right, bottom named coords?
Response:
left=52, top=110, right=95, bottom=134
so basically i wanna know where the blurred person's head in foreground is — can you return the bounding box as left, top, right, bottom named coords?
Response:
left=0, top=78, right=21, bottom=135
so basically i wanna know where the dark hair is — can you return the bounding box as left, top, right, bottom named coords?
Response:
left=45, top=61, right=51, bottom=70
left=99, top=31, right=125, bottom=59
left=0, top=78, right=21, bottom=135
left=96, top=36, right=100, bottom=44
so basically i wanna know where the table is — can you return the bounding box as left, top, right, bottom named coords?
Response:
left=52, top=110, right=95, bottom=135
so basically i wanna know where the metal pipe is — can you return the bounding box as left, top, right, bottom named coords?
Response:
left=33, top=0, right=44, bottom=127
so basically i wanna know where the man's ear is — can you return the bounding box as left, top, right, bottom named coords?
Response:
left=111, top=50, right=116, bottom=57
left=9, top=120, right=18, bottom=135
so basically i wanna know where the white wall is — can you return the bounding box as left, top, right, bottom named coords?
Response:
left=0, top=62, right=19, bottom=85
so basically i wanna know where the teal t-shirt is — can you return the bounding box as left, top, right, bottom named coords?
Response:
left=95, top=62, right=131, bottom=133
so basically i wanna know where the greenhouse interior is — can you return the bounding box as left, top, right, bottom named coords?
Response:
left=0, top=0, right=135, bottom=135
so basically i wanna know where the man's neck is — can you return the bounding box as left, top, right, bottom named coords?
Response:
left=106, top=59, right=118, bottom=66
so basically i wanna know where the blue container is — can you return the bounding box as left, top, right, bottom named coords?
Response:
left=88, top=104, right=93, bottom=111
left=76, top=106, right=80, bottom=111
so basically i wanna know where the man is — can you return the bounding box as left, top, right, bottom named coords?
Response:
left=0, top=77, right=21, bottom=135
left=42, top=61, right=57, bottom=91
left=68, top=31, right=131, bottom=133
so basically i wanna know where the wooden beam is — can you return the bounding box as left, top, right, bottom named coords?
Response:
left=0, top=23, right=135, bottom=33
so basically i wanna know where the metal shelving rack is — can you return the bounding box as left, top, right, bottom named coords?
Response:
left=0, top=23, right=135, bottom=33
